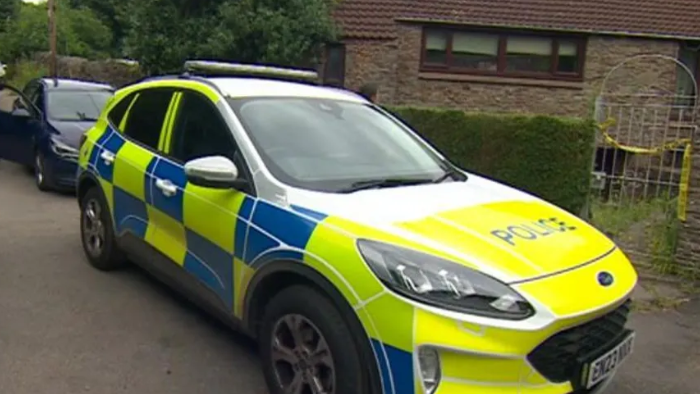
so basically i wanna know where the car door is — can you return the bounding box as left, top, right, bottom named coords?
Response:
left=97, top=87, right=178, bottom=250
left=0, top=84, right=43, bottom=165
left=156, top=88, right=256, bottom=314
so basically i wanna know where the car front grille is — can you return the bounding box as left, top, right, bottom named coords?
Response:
left=527, top=299, right=632, bottom=387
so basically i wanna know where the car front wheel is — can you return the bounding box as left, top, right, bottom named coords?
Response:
left=260, top=285, right=366, bottom=394
left=80, top=187, right=127, bottom=271
left=34, top=151, right=53, bottom=192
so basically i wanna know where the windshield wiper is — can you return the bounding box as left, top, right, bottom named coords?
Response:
left=338, top=178, right=433, bottom=193
left=432, top=167, right=466, bottom=183
left=76, top=111, right=98, bottom=121
left=431, top=159, right=469, bottom=184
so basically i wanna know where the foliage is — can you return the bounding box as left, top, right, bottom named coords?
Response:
left=0, top=3, right=113, bottom=62
left=123, top=0, right=337, bottom=74
left=591, top=198, right=680, bottom=274
left=387, top=106, right=596, bottom=214
left=4, top=59, right=47, bottom=88
left=121, top=0, right=209, bottom=74
left=66, top=0, right=134, bottom=55
left=204, top=0, right=338, bottom=67
left=0, top=0, right=336, bottom=74
left=0, top=0, right=20, bottom=32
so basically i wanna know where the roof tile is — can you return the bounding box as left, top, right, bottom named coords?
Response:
left=333, top=0, right=700, bottom=39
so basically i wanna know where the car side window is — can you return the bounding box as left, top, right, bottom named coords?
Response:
left=169, top=91, right=240, bottom=165
left=108, top=92, right=137, bottom=128
left=122, top=89, right=174, bottom=150
left=30, top=88, right=44, bottom=111
left=23, top=83, right=38, bottom=105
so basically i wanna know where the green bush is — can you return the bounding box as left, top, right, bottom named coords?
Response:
left=388, top=106, right=596, bottom=214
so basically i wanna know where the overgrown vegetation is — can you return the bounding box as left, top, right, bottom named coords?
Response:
left=388, top=106, right=596, bottom=214
left=591, top=198, right=680, bottom=274
left=0, top=2, right=112, bottom=61
left=4, top=59, right=47, bottom=88
left=0, top=0, right=338, bottom=75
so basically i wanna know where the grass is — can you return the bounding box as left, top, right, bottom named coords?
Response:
left=591, top=197, right=680, bottom=275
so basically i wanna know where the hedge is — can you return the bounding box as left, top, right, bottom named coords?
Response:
left=387, top=106, right=596, bottom=215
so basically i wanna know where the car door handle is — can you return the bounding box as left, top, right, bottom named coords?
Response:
left=155, top=178, right=178, bottom=197
left=100, top=150, right=115, bottom=165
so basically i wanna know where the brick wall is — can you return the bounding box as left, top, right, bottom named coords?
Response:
left=339, top=26, right=700, bottom=274
left=342, top=24, right=680, bottom=120
left=675, top=149, right=700, bottom=275
left=340, top=39, right=400, bottom=103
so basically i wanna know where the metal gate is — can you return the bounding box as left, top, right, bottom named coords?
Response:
left=590, top=54, right=698, bottom=274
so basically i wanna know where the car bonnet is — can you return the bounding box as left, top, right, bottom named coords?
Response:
left=286, top=174, right=619, bottom=285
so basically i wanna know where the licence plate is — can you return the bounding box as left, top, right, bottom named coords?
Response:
left=585, top=332, right=635, bottom=388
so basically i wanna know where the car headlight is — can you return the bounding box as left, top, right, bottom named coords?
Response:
left=357, top=239, right=534, bottom=320
left=50, top=135, right=79, bottom=158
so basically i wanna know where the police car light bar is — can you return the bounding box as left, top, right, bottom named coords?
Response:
left=183, top=60, right=319, bottom=82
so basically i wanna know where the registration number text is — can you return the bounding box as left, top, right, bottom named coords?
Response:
left=586, top=332, right=635, bottom=388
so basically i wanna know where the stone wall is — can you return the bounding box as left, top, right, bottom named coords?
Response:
left=31, top=53, right=143, bottom=88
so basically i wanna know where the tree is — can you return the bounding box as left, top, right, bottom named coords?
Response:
left=66, top=0, right=135, bottom=56
left=0, top=0, right=20, bottom=31
left=0, top=2, right=113, bottom=62
left=124, top=0, right=337, bottom=74
left=207, top=0, right=337, bottom=67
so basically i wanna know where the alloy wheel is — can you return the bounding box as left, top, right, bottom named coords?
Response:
left=270, top=314, right=336, bottom=394
left=82, top=198, right=105, bottom=258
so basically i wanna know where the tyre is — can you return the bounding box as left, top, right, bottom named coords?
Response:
left=260, top=285, right=366, bottom=394
left=34, top=151, right=53, bottom=192
left=80, top=187, right=128, bottom=271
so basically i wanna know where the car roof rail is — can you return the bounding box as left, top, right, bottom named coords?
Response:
left=181, top=60, right=320, bottom=85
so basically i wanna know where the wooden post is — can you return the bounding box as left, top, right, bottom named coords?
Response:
left=47, top=0, right=57, bottom=78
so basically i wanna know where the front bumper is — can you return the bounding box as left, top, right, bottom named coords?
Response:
left=363, top=298, right=632, bottom=394
left=432, top=302, right=629, bottom=394
left=358, top=248, right=637, bottom=394
left=44, top=154, right=79, bottom=189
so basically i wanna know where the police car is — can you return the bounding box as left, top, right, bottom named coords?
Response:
left=76, top=61, right=638, bottom=394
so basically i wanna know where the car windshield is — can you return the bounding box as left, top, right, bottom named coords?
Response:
left=47, top=89, right=113, bottom=121
left=228, top=96, right=457, bottom=193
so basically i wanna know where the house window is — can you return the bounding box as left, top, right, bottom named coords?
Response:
left=323, top=43, right=346, bottom=87
left=452, top=32, right=498, bottom=70
left=421, top=28, right=586, bottom=80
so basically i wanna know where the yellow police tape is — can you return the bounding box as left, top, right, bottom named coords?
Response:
left=597, top=118, right=692, bottom=221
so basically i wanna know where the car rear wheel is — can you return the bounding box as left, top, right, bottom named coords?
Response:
left=259, top=285, right=365, bottom=394
left=34, top=151, right=53, bottom=192
left=80, top=187, right=127, bottom=271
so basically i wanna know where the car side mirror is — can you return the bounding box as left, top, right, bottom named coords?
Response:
left=11, top=108, right=31, bottom=118
left=184, top=155, right=245, bottom=189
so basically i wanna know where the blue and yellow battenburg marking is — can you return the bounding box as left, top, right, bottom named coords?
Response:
left=82, top=127, right=330, bottom=307
left=80, top=125, right=421, bottom=394
left=85, top=130, right=586, bottom=394
left=77, top=79, right=634, bottom=394
left=76, top=79, right=443, bottom=394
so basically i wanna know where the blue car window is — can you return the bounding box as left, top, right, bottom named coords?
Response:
left=46, top=90, right=113, bottom=122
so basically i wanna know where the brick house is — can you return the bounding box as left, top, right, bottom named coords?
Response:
left=320, top=0, right=700, bottom=118
left=318, top=1, right=700, bottom=272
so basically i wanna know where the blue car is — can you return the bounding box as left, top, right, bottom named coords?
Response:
left=0, top=78, right=114, bottom=192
